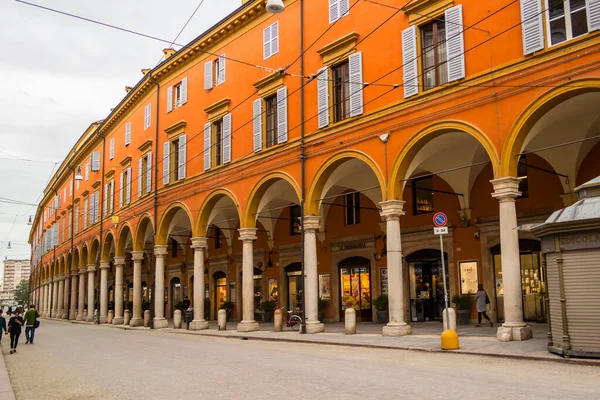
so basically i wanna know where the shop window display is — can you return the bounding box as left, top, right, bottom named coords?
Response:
left=339, top=257, right=371, bottom=322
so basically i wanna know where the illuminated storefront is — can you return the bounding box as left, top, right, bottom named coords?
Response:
left=339, top=257, right=371, bottom=322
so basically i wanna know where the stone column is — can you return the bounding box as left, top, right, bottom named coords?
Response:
left=49, top=280, right=54, bottom=317
left=491, top=177, right=532, bottom=341
left=62, top=272, right=70, bottom=319
left=99, top=261, right=110, bottom=324
left=52, top=277, right=59, bottom=318
left=237, top=228, right=259, bottom=332
left=86, top=265, right=96, bottom=322
left=113, top=256, right=125, bottom=325
left=303, top=216, right=325, bottom=334
left=57, top=275, right=65, bottom=319
left=130, top=251, right=145, bottom=327
left=77, top=268, right=86, bottom=321
left=153, top=245, right=168, bottom=329
left=70, top=273, right=78, bottom=320
left=41, top=282, right=47, bottom=317
left=190, top=237, right=209, bottom=330
left=380, top=200, right=412, bottom=336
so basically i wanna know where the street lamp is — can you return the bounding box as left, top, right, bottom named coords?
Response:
left=27, top=216, right=33, bottom=226
left=266, top=0, right=285, bottom=13
left=75, top=166, right=84, bottom=181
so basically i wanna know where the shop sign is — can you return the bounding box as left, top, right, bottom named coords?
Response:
left=559, top=230, right=600, bottom=251
left=380, top=268, right=388, bottom=296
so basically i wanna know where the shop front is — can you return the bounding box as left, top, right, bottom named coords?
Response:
left=285, top=263, right=303, bottom=312
left=407, top=249, right=448, bottom=322
left=339, top=257, right=371, bottom=322
left=170, top=277, right=181, bottom=317
left=213, top=271, right=227, bottom=316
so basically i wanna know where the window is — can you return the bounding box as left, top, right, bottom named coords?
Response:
left=215, top=55, right=226, bottom=86
left=172, top=138, right=180, bottom=180
left=144, top=103, right=151, bottom=130
left=104, top=180, right=115, bottom=216
left=332, top=62, right=350, bottom=123
left=546, top=0, right=589, bottom=46
left=125, top=122, right=131, bottom=146
left=90, top=151, right=101, bottom=171
left=63, top=187, right=67, bottom=203
left=167, top=78, right=188, bottom=112
left=263, top=22, right=279, bottom=59
left=290, top=205, right=301, bottom=236
left=213, top=226, right=223, bottom=249
left=329, top=0, right=349, bottom=23
left=214, top=120, right=223, bottom=167
left=253, top=88, right=288, bottom=152
left=75, top=204, right=79, bottom=234
left=204, top=55, right=226, bottom=90
left=421, top=19, right=448, bottom=90
left=109, top=138, right=115, bottom=160
left=85, top=163, right=89, bottom=181
left=83, top=198, right=88, bottom=229
left=344, top=192, right=360, bottom=225
left=138, top=153, right=152, bottom=197
left=413, top=176, right=434, bottom=214
left=265, top=95, right=278, bottom=148
left=119, top=168, right=132, bottom=208
left=204, top=115, right=231, bottom=170
left=164, top=136, right=186, bottom=184
left=69, top=180, right=72, bottom=196
left=518, top=155, right=529, bottom=198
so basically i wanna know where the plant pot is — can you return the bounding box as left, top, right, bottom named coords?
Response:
left=254, top=312, right=263, bottom=322
left=263, top=311, right=274, bottom=323
left=376, top=310, right=388, bottom=324
left=456, top=309, right=470, bottom=325
left=318, top=311, right=324, bottom=323
left=226, top=311, right=231, bottom=322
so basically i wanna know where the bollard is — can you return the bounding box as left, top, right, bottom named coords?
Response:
left=143, top=310, right=151, bottom=327
left=174, top=310, right=182, bottom=329
left=345, top=308, right=356, bottom=334
left=274, top=309, right=283, bottom=332
left=217, top=309, right=227, bottom=331
left=107, top=310, right=114, bottom=325
left=441, top=329, right=460, bottom=350
left=442, top=307, right=457, bottom=331
left=124, top=310, right=130, bottom=326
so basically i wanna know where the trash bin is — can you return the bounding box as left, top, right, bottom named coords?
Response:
left=185, top=308, right=194, bottom=330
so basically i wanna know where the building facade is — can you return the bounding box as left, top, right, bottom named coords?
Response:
left=29, top=0, right=600, bottom=340
left=2, top=259, right=31, bottom=305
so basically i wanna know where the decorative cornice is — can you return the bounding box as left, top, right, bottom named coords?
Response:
left=317, top=32, right=360, bottom=65
left=92, top=180, right=101, bottom=190
left=105, top=170, right=115, bottom=180
left=138, top=139, right=153, bottom=153
left=82, top=190, right=90, bottom=198
left=402, top=0, right=453, bottom=25
left=204, top=98, right=231, bottom=121
left=120, top=156, right=132, bottom=168
left=253, top=71, right=285, bottom=97
left=165, top=120, right=187, bottom=137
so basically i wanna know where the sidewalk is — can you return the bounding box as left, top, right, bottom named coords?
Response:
left=0, top=348, right=16, bottom=400
left=53, top=317, right=600, bottom=366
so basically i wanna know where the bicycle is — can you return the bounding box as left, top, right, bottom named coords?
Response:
left=279, top=307, right=302, bottom=331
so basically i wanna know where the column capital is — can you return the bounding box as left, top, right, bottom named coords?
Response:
left=154, top=244, right=168, bottom=257
left=79, top=267, right=87, bottom=274
left=131, top=251, right=145, bottom=261
left=64, top=271, right=71, bottom=278
left=379, top=200, right=405, bottom=220
left=303, top=215, right=321, bottom=233
left=191, top=237, right=209, bottom=250
left=87, top=264, right=97, bottom=272
left=238, top=228, right=258, bottom=242
left=114, top=256, right=126, bottom=266
left=491, top=177, right=522, bottom=202
left=99, top=261, right=110, bottom=270
left=57, top=274, right=65, bottom=281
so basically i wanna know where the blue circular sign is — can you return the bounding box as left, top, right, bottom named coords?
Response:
left=433, top=212, right=447, bottom=227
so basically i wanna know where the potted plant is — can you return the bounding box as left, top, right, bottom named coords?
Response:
left=204, top=298, right=210, bottom=320
left=258, top=300, right=277, bottom=323
left=318, top=298, right=329, bottom=323
left=174, top=301, right=185, bottom=311
left=451, top=294, right=473, bottom=325
left=373, top=295, right=388, bottom=324
left=221, top=301, right=234, bottom=322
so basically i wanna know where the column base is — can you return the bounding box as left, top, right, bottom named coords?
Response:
left=237, top=321, right=260, bottom=332
left=305, top=321, right=324, bottom=334
left=99, top=316, right=108, bottom=324
left=497, top=324, right=533, bottom=342
left=153, top=317, right=168, bottom=329
left=69, top=311, right=76, bottom=320
left=382, top=323, right=412, bottom=337
left=112, top=317, right=124, bottom=325
left=86, top=316, right=94, bottom=322
left=130, top=317, right=144, bottom=327
left=189, top=319, right=209, bottom=330
left=62, top=313, right=68, bottom=319
left=76, top=314, right=84, bottom=321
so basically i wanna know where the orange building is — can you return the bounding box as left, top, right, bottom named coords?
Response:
left=29, top=0, right=600, bottom=340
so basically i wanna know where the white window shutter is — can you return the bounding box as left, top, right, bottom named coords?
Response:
left=178, top=134, right=186, bottom=179
left=94, top=191, right=99, bottom=222
left=146, top=152, right=152, bottom=193
left=138, top=157, right=143, bottom=198
left=103, top=183, right=108, bottom=216
left=402, top=25, right=419, bottom=98
left=110, top=181, right=114, bottom=213
left=181, top=77, right=188, bottom=104
left=445, top=5, right=465, bottom=82
left=204, top=61, right=213, bottom=90
left=222, top=114, right=232, bottom=164
left=520, top=0, right=544, bottom=55
left=163, top=142, right=170, bottom=185
left=317, top=67, right=330, bottom=128
left=587, top=0, right=600, bottom=32
left=126, top=168, right=131, bottom=204
left=348, top=51, right=364, bottom=117
left=167, top=86, right=173, bottom=113
left=83, top=199, right=88, bottom=228
left=253, top=98, right=263, bottom=152
left=125, top=122, right=131, bottom=145
left=204, top=123, right=212, bottom=170
left=109, top=138, right=115, bottom=160
left=329, top=0, right=340, bottom=23
left=91, top=152, right=100, bottom=171
left=276, top=87, right=288, bottom=143
left=69, top=180, right=72, bottom=196
left=264, top=25, right=272, bottom=59
left=340, top=0, right=349, bottom=17
left=119, top=172, right=124, bottom=209
left=271, top=22, right=279, bottom=56
left=218, top=55, right=226, bottom=84
left=85, top=164, right=89, bottom=181
left=75, top=205, right=79, bottom=234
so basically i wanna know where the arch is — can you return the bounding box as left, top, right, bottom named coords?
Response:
left=134, top=213, right=155, bottom=252
left=242, top=172, right=301, bottom=228
left=195, top=188, right=242, bottom=236
left=72, top=246, right=80, bottom=272
left=80, top=242, right=89, bottom=268
left=305, top=150, right=387, bottom=215
left=156, top=201, right=194, bottom=246
left=102, top=230, right=116, bottom=261
left=116, top=222, right=134, bottom=257
left=388, top=121, right=500, bottom=200
left=88, top=236, right=101, bottom=265
left=501, top=78, right=600, bottom=177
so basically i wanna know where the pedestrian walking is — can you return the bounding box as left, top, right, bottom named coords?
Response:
left=474, top=284, right=493, bottom=327
left=7, top=309, right=24, bottom=354
left=0, top=310, right=7, bottom=346
left=7, top=306, right=12, bottom=316
left=24, top=304, right=40, bottom=344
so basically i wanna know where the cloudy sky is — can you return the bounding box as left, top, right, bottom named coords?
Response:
left=0, top=0, right=241, bottom=277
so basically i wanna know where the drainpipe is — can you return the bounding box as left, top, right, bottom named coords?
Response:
left=148, top=72, right=161, bottom=329
left=299, top=0, right=306, bottom=334
left=95, top=135, right=106, bottom=323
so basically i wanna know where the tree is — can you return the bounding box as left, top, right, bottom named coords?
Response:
left=14, top=279, right=30, bottom=305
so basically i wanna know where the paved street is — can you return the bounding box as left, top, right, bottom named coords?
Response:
left=3, top=320, right=600, bottom=400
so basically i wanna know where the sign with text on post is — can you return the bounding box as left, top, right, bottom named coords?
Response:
left=434, top=227, right=448, bottom=235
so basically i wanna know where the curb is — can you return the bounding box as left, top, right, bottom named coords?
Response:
left=0, top=348, right=17, bottom=400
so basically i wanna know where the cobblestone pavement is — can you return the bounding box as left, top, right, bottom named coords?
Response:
left=3, top=320, right=600, bottom=400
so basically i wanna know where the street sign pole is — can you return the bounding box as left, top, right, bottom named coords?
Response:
left=439, top=233, right=450, bottom=326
